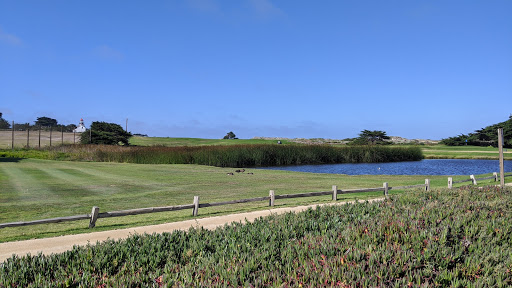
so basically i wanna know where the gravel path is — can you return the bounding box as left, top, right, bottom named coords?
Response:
left=0, top=199, right=383, bottom=262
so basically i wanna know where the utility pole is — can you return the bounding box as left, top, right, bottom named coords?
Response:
left=126, top=118, right=128, bottom=132
left=498, top=128, right=505, bottom=187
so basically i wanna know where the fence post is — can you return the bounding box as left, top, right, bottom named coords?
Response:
left=470, top=175, right=477, bottom=185
left=383, top=182, right=388, bottom=197
left=448, top=177, right=453, bottom=189
left=27, top=129, right=30, bottom=148
left=425, top=179, right=430, bottom=191
left=61, top=127, right=64, bottom=145
left=498, top=128, right=505, bottom=187
left=269, top=190, right=275, bottom=207
left=50, top=126, right=52, bottom=147
left=38, top=126, right=41, bottom=148
left=11, top=121, right=14, bottom=150
left=332, top=185, right=338, bottom=201
left=89, top=206, right=99, bottom=228
left=193, top=196, right=200, bottom=216
left=493, top=172, right=498, bottom=182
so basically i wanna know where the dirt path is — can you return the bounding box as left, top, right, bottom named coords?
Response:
left=0, top=199, right=383, bottom=262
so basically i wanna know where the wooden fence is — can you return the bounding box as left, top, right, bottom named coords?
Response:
left=448, top=172, right=512, bottom=188
left=0, top=180, right=431, bottom=229
left=1, top=172, right=510, bottom=230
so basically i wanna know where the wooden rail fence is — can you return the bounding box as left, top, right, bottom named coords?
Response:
left=0, top=180, right=432, bottom=229
left=448, top=172, right=512, bottom=189
left=1, top=172, right=510, bottom=230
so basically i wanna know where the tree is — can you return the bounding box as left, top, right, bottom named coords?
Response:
left=80, top=121, right=132, bottom=145
left=350, top=130, right=391, bottom=145
left=0, top=112, right=10, bottom=129
left=64, top=124, right=77, bottom=132
left=35, top=116, right=58, bottom=127
left=13, top=123, right=30, bottom=130
left=440, top=116, right=512, bottom=148
left=223, top=131, right=237, bottom=139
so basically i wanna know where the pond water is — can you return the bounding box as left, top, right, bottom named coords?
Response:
left=259, top=159, right=512, bottom=176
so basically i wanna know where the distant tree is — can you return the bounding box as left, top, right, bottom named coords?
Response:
left=64, top=124, right=77, bottom=132
left=80, top=121, right=132, bottom=145
left=35, top=116, right=58, bottom=127
left=440, top=117, right=512, bottom=148
left=13, top=123, right=31, bottom=130
left=223, top=131, right=237, bottom=139
left=350, top=130, right=391, bottom=145
left=0, top=113, right=10, bottom=129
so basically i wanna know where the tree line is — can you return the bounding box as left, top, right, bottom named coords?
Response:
left=440, top=116, right=512, bottom=148
left=0, top=113, right=132, bottom=146
left=0, top=114, right=78, bottom=132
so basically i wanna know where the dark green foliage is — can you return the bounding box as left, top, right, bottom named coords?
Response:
left=80, top=122, right=132, bottom=145
left=2, top=115, right=77, bottom=132
left=441, top=116, right=512, bottom=148
left=58, top=144, right=423, bottom=166
left=223, top=131, right=237, bottom=139
left=12, top=123, right=30, bottom=130
left=349, top=130, right=392, bottom=145
left=34, top=116, right=58, bottom=127
left=0, top=113, right=10, bottom=129
left=2, top=186, right=511, bottom=287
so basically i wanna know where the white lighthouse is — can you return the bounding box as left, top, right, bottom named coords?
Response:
left=73, top=118, right=86, bottom=133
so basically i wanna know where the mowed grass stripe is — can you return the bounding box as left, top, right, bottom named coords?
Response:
left=45, top=167, right=123, bottom=197
left=52, top=161, right=179, bottom=191
left=1, top=166, right=59, bottom=203
left=19, top=166, right=116, bottom=200
left=0, top=165, right=16, bottom=202
left=2, top=158, right=496, bottom=242
left=43, top=162, right=189, bottom=204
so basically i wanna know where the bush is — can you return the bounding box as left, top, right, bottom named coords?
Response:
left=80, top=122, right=132, bottom=145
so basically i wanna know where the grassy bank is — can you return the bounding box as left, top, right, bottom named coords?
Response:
left=422, top=145, right=512, bottom=160
left=2, top=185, right=511, bottom=287
left=0, top=158, right=481, bottom=243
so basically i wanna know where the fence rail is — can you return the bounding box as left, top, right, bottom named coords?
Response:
left=0, top=180, right=431, bottom=229
left=1, top=172, right=510, bottom=230
left=448, top=173, right=512, bottom=188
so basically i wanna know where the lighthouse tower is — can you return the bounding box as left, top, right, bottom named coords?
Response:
left=73, top=118, right=86, bottom=133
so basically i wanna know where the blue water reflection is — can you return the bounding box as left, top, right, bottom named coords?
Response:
left=259, top=159, right=512, bottom=176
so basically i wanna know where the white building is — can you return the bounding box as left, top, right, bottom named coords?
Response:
left=73, top=118, right=86, bottom=133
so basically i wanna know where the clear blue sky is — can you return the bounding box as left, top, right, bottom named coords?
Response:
left=1, top=1, right=511, bottom=140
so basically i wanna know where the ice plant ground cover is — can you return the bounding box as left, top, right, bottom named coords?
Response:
left=1, top=185, right=511, bottom=287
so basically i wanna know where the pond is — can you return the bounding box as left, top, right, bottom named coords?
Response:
left=259, top=159, right=512, bottom=176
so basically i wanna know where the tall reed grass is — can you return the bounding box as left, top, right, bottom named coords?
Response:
left=51, top=144, right=423, bottom=167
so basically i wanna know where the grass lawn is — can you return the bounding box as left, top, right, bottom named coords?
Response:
left=129, top=136, right=291, bottom=146
left=1, top=158, right=502, bottom=243
left=421, top=144, right=512, bottom=160
left=128, top=136, right=512, bottom=160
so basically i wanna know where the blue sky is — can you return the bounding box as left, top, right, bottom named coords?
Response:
left=1, top=1, right=511, bottom=140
